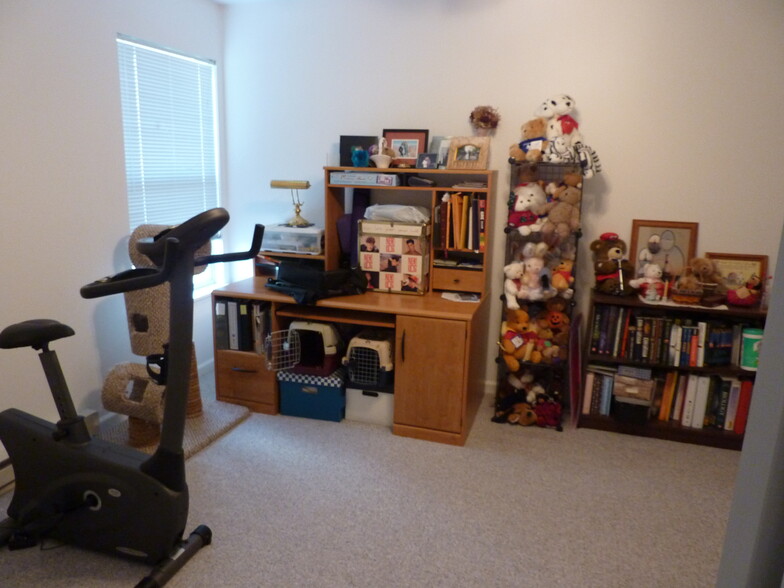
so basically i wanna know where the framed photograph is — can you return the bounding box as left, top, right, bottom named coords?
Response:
left=705, top=252, right=768, bottom=290
left=429, top=135, right=452, bottom=168
left=416, top=153, right=437, bottom=169
left=447, top=136, right=490, bottom=170
left=629, top=219, right=699, bottom=279
left=339, top=135, right=377, bottom=167
left=383, top=129, right=429, bottom=168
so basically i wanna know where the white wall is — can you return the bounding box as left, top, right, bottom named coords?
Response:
left=222, top=0, right=784, bottom=387
left=0, top=0, right=225, bottom=451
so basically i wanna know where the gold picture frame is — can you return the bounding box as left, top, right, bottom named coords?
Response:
left=705, top=252, right=768, bottom=290
left=447, top=136, right=490, bottom=170
left=629, top=219, right=699, bottom=279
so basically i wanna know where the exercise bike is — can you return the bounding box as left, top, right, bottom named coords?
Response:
left=0, top=208, right=262, bottom=587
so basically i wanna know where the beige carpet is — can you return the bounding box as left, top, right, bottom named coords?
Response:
left=98, top=400, right=250, bottom=459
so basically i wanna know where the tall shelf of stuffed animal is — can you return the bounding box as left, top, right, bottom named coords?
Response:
left=493, top=94, right=600, bottom=430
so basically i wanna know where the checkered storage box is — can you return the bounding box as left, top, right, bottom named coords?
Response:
left=277, top=368, right=345, bottom=422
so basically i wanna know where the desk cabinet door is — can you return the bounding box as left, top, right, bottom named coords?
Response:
left=394, top=315, right=466, bottom=433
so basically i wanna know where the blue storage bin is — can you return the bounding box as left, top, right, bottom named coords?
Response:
left=277, top=368, right=345, bottom=422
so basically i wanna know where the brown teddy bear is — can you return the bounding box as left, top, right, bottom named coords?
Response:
left=688, top=256, right=728, bottom=295
left=541, top=173, right=583, bottom=241
left=590, top=232, right=636, bottom=295
left=508, top=118, right=549, bottom=163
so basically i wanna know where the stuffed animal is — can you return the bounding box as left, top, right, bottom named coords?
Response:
left=541, top=173, right=582, bottom=241
left=533, top=392, right=563, bottom=430
left=502, top=261, right=526, bottom=309
left=689, top=257, right=728, bottom=295
left=537, top=297, right=571, bottom=348
left=590, top=232, right=636, bottom=295
left=499, top=308, right=542, bottom=371
left=518, top=255, right=557, bottom=301
left=509, top=118, right=549, bottom=163
left=507, top=370, right=544, bottom=404
left=629, top=263, right=665, bottom=300
left=551, top=258, right=575, bottom=299
left=507, top=182, right=548, bottom=236
left=534, top=93, right=576, bottom=119
left=727, top=274, right=762, bottom=306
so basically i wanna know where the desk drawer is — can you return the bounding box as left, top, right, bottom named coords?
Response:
left=431, top=267, right=483, bottom=293
left=215, top=350, right=277, bottom=412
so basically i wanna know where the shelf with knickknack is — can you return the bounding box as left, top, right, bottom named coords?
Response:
left=579, top=291, right=766, bottom=450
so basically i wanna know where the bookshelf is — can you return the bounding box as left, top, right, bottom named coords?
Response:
left=580, top=292, right=766, bottom=449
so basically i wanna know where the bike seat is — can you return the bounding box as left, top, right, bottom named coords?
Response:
left=0, top=319, right=75, bottom=350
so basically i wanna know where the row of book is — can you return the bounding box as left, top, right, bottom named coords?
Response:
left=588, top=304, right=756, bottom=368
left=432, top=192, right=486, bottom=252
left=582, top=364, right=753, bottom=434
left=214, top=298, right=271, bottom=353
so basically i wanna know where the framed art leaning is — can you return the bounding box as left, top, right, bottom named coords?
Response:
left=629, top=219, right=698, bottom=279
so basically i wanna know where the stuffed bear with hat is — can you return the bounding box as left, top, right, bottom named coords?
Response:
left=590, top=232, right=636, bottom=295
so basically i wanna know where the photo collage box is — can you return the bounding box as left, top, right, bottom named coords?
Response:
left=358, top=220, right=430, bottom=295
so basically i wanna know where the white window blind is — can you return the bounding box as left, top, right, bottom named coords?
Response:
left=117, top=35, right=220, bottom=231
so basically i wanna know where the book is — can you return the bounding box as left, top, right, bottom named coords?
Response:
left=581, top=371, right=595, bottom=415
left=658, top=371, right=678, bottom=421
left=681, top=374, right=699, bottom=427
left=671, top=374, right=689, bottom=421
left=723, top=378, right=742, bottom=431
left=227, top=300, right=240, bottom=350
left=459, top=193, right=470, bottom=248
left=711, top=377, right=731, bottom=429
left=669, top=322, right=682, bottom=366
left=690, top=375, right=712, bottom=429
left=734, top=380, right=754, bottom=435
left=215, top=299, right=229, bottom=350
left=477, top=197, right=486, bottom=252
left=696, top=321, right=708, bottom=367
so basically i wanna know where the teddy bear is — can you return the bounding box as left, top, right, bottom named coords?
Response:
left=507, top=370, right=545, bottom=404
left=508, top=118, right=549, bottom=163
left=590, top=232, right=636, bottom=295
left=551, top=258, right=575, bottom=299
left=541, top=173, right=582, bottom=241
left=499, top=308, right=542, bottom=371
left=518, top=255, right=557, bottom=301
left=502, top=261, right=526, bottom=309
left=629, top=263, right=665, bottom=301
left=506, top=182, right=548, bottom=236
left=537, top=297, right=571, bottom=348
left=689, top=257, right=728, bottom=296
left=533, top=391, right=563, bottom=430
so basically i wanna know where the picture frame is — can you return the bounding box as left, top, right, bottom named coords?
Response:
left=339, top=135, right=377, bottom=167
left=416, top=153, right=437, bottom=169
left=382, top=129, right=429, bottom=168
left=704, top=252, right=768, bottom=290
left=429, top=135, right=452, bottom=168
left=629, top=219, right=699, bottom=279
left=446, top=136, right=490, bottom=170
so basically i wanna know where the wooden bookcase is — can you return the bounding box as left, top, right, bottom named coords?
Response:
left=580, top=292, right=766, bottom=449
left=213, top=166, right=497, bottom=446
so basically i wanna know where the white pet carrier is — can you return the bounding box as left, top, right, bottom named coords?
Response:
left=342, top=329, right=394, bottom=391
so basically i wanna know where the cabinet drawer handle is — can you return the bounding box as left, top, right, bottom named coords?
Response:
left=401, top=329, right=406, bottom=362
left=231, top=367, right=258, bottom=374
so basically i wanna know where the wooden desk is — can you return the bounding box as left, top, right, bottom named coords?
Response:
left=212, top=277, right=491, bottom=445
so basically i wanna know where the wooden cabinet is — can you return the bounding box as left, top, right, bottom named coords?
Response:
left=393, top=315, right=466, bottom=434
left=212, top=279, right=491, bottom=445
left=214, top=165, right=496, bottom=445
left=580, top=292, right=766, bottom=449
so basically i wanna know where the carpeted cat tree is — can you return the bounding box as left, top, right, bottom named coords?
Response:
left=101, top=224, right=208, bottom=447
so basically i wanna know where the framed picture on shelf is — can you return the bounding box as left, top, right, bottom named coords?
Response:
left=382, top=129, right=429, bottom=168
left=416, top=153, right=437, bottom=169
left=446, top=136, right=490, bottom=170
left=629, top=219, right=698, bottom=279
left=339, top=135, right=377, bottom=167
left=705, top=252, right=768, bottom=290
left=429, top=135, right=452, bottom=168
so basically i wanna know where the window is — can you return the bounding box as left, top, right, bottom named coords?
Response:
left=116, top=35, right=223, bottom=294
